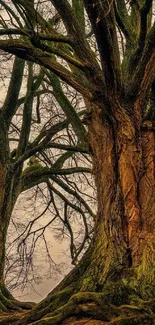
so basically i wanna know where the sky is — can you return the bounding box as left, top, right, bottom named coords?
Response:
left=7, top=191, right=72, bottom=302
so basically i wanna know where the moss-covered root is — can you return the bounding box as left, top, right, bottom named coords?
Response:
left=0, top=290, right=24, bottom=313
left=13, top=292, right=155, bottom=325
left=0, top=287, right=35, bottom=314
left=0, top=313, right=23, bottom=325
left=15, top=292, right=113, bottom=325
left=15, top=287, right=74, bottom=325
left=61, top=315, right=155, bottom=325
left=0, top=292, right=155, bottom=325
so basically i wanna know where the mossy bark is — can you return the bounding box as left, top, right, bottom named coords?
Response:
left=0, top=124, right=26, bottom=311
left=0, top=165, right=19, bottom=286
left=1, top=102, right=155, bottom=324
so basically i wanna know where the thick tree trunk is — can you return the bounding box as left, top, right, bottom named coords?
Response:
left=135, top=121, right=155, bottom=295
left=1, top=103, right=155, bottom=324
left=80, top=109, right=128, bottom=291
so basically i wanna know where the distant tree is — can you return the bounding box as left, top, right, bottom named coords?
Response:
left=0, top=0, right=94, bottom=311
left=0, top=0, right=155, bottom=324
left=2, top=58, right=94, bottom=294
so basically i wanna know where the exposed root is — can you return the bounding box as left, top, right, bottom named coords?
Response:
left=0, top=290, right=35, bottom=313
left=0, top=312, right=25, bottom=325
left=0, top=285, right=35, bottom=324
left=7, top=291, right=154, bottom=325
left=15, top=287, right=75, bottom=325
left=0, top=280, right=155, bottom=325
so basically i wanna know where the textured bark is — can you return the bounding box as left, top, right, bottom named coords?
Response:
left=0, top=148, right=22, bottom=294
left=0, top=163, right=7, bottom=284
left=140, top=121, right=155, bottom=231
left=1, top=103, right=155, bottom=324
left=80, top=108, right=128, bottom=291
left=116, top=113, right=142, bottom=264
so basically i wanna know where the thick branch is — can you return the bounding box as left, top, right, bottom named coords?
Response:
left=16, top=63, right=34, bottom=157
left=0, top=29, right=72, bottom=44
left=0, top=39, right=94, bottom=100
left=114, top=0, right=130, bottom=39
left=46, top=71, right=86, bottom=142
left=139, top=0, right=152, bottom=49
left=84, top=0, right=121, bottom=93
left=45, top=143, right=89, bottom=154
left=72, top=0, right=85, bottom=32
left=125, top=24, right=155, bottom=102
left=2, top=56, right=25, bottom=126
left=50, top=0, right=91, bottom=60
left=50, top=0, right=105, bottom=96
left=127, top=0, right=153, bottom=76
left=30, top=38, right=86, bottom=70
left=21, top=166, right=91, bottom=192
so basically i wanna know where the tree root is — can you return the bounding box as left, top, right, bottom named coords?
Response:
left=0, top=313, right=25, bottom=325
left=0, top=285, right=35, bottom=324
left=0, top=286, right=155, bottom=325
left=14, top=287, right=75, bottom=325
left=6, top=291, right=154, bottom=325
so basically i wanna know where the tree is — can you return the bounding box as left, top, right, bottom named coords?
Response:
left=0, top=0, right=94, bottom=311
left=0, top=0, right=155, bottom=324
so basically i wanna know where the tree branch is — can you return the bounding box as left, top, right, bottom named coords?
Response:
left=30, top=38, right=87, bottom=70
left=114, top=0, right=130, bottom=39
left=0, top=29, right=72, bottom=44
left=16, top=63, right=34, bottom=157
left=125, top=24, right=155, bottom=102
left=84, top=0, right=121, bottom=93
left=1, top=56, right=25, bottom=126
left=45, top=143, right=89, bottom=154
left=21, top=166, right=91, bottom=192
left=138, top=0, right=152, bottom=50
left=45, top=70, right=86, bottom=142
left=50, top=175, right=95, bottom=219
left=0, top=39, right=93, bottom=100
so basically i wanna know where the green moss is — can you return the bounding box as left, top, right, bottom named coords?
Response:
left=80, top=275, right=95, bottom=291
left=102, top=280, right=132, bottom=306
left=22, top=164, right=43, bottom=176
left=117, top=316, right=153, bottom=325
left=17, top=287, right=74, bottom=325
left=0, top=301, right=8, bottom=313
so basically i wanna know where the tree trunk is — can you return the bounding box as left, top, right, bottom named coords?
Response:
left=0, top=163, right=7, bottom=285
left=0, top=163, right=36, bottom=315
left=0, top=120, right=9, bottom=287
left=80, top=108, right=128, bottom=292
left=0, top=165, right=22, bottom=312
left=1, top=103, right=155, bottom=324
left=0, top=123, right=34, bottom=313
